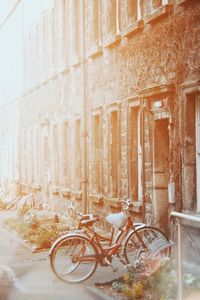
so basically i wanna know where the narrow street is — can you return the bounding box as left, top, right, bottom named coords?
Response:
left=0, top=0, right=199, bottom=299
left=0, top=210, right=124, bottom=300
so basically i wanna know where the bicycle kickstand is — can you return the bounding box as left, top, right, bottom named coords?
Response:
left=104, top=258, right=118, bottom=272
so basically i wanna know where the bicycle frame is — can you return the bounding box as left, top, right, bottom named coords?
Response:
left=50, top=199, right=172, bottom=284
left=72, top=216, right=143, bottom=265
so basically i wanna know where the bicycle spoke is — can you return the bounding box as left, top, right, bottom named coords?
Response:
left=50, top=235, right=98, bottom=283
left=124, top=227, right=170, bottom=265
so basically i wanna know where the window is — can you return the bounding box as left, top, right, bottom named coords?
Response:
left=102, top=0, right=117, bottom=43
left=127, top=0, right=138, bottom=24
left=35, top=25, right=39, bottom=79
left=129, top=106, right=142, bottom=201
left=28, top=34, right=31, bottom=85
left=152, top=0, right=162, bottom=9
left=144, top=0, right=168, bottom=15
left=57, top=0, right=69, bottom=68
left=63, top=122, right=69, bottom=186
left=109, top=111, right=119, bottom=197
left=28, top=129, right=34, bottom=183
left=50, top=7, right=56, bottom=71
left=92, top=114, right=102, bottom=193
left=72, top=0, right=80, bottom=59
left=196, top=95, right=200, bottom=211
left=52, top=125, right=59, bottom=185
left=120, top=0, right=142, bottom=36
left=92, top=0, right=100, bottom=46
left=87, top=0, right=101, bottom=55
left=21, top=130, right=27, bottom=182
left=42, top=15, right=47, bottom=77
left=63, top=0, right=69, bottom=65
left=108, top=0, right=116, bottom=36
left=43, top=136, right=49, bottom=174
left=34, top=128, right=40, bottom=183
left=74, top=120, right=81, bottom=190
left=183, top=95, right=196, bottom=211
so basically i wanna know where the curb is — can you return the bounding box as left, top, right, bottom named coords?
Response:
left=86, top=286, right=114, bottom=300
left=2, top=224, right=53, bottom=255
left=1, top=225, right=35, bottom=253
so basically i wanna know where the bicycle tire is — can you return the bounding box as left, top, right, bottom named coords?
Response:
left=50, top=234, right=98, bottom=283
left=123, top=226, right=170, bottom=265
left=114, top=223, right=145, bottom=264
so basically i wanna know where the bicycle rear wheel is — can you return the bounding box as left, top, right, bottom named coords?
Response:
left=50, top=235, right=98, bottom=283
left=124, top=226, right=170, bottom=265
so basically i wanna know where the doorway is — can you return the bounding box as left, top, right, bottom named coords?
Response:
left=196, top=95, right=200, bottom=212
left=153, top=118, right=170, bottom=235
left=129, top=106, right=142, bottom=202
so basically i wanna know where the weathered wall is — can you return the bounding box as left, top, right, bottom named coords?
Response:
left=0, top=0, right=199, bottom=233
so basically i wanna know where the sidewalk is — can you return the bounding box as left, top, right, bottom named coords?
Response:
left=0, top=210, right=124, bottom=300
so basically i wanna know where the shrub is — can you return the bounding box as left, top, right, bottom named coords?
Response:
left=35, top=227, right=58, bottom=249
left=18, top=205, right=30, bottom=217
left=112, top=259, right=177, bottom=300
left=0, top=200, right=7, bottom=210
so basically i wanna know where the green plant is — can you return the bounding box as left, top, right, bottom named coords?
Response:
left=35, top=227, right=58, bottom=249
left=112, top=259, right=177, bottom=300
left=18, top=205, right=30, bottom=217
left=132, top=281, right=144, bottom=299
left=121, top=285, right=133, bottom=299
left=0, top=199, right=7, bottom=209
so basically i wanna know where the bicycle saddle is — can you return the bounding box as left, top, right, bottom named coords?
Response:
left=80, top=216, right=99, bottom=227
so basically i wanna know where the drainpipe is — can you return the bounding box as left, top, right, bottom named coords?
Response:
left=140, top=99, right=146, bottom=222
left=81, top=0, right=88, bottom=214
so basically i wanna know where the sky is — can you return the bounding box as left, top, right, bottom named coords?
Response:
left=0, top=0, right=51, bottom=106
left=0, top=0, right=14, bottom=22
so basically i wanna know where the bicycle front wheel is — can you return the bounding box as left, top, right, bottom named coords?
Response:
left=50, top=235, right=98, bottom=283
left=124, top=226, right=170, bottom=265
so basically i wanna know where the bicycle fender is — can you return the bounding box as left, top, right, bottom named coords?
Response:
left=122, top=224, right=147, bottom=244
left=133, top=222, right=146, bottom=227
left=48, top=231, right=86, bottom=256
left=114, top=223, right=146, bottom=244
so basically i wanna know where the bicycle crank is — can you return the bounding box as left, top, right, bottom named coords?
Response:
left=103, top=257, right=118, bottom=272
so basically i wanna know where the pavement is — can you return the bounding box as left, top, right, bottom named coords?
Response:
left=1, top=210, right=200, bottom=300
left=0, top=210, right=125, bottom=300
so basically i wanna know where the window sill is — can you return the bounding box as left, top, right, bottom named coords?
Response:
left=105, top=197, right=121, bottom=208
left=59, top=188, right=71, bottom=197
left=58, top=64, right=70, bottom=74
left=71, top=190, right=82, bottom=200
left=121, top=20, right=144, bottom=38
left=39, top=117, right=49, bottom=126
left=175, top=0, right=188, bottom=6
left=102, top=34, right=120, bottom=48
left=49, top=186, right=60, bottom=194
left=86, top=45, right=103, bottom=59
left=89, top=194, right=104, bottom=205
left=131, top=201, right=143, bottom=213
left=33, top=184, right=41, bottom=191
left=70, top=55, right=81, bottom=67
left=144, top=4, right=172, bottom=24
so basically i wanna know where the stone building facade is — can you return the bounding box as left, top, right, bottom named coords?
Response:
left=0, top=0, right=199, bottom=236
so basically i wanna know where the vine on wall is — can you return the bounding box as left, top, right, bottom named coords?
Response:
left=119, top=6, right=200, bottom=92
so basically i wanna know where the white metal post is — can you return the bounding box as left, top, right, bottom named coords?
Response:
left=177, top=222, right=182, bottom=300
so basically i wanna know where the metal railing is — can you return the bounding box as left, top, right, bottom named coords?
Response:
left=170, top=211, right=200, bottom=300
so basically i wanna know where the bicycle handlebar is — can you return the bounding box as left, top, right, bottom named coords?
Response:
left=70, top=198, right=133, bottom=221
left=120, top=198, right=133, bottom=206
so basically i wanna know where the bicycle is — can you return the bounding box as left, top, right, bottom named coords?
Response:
left=49, top=199, right=172, bottom=283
